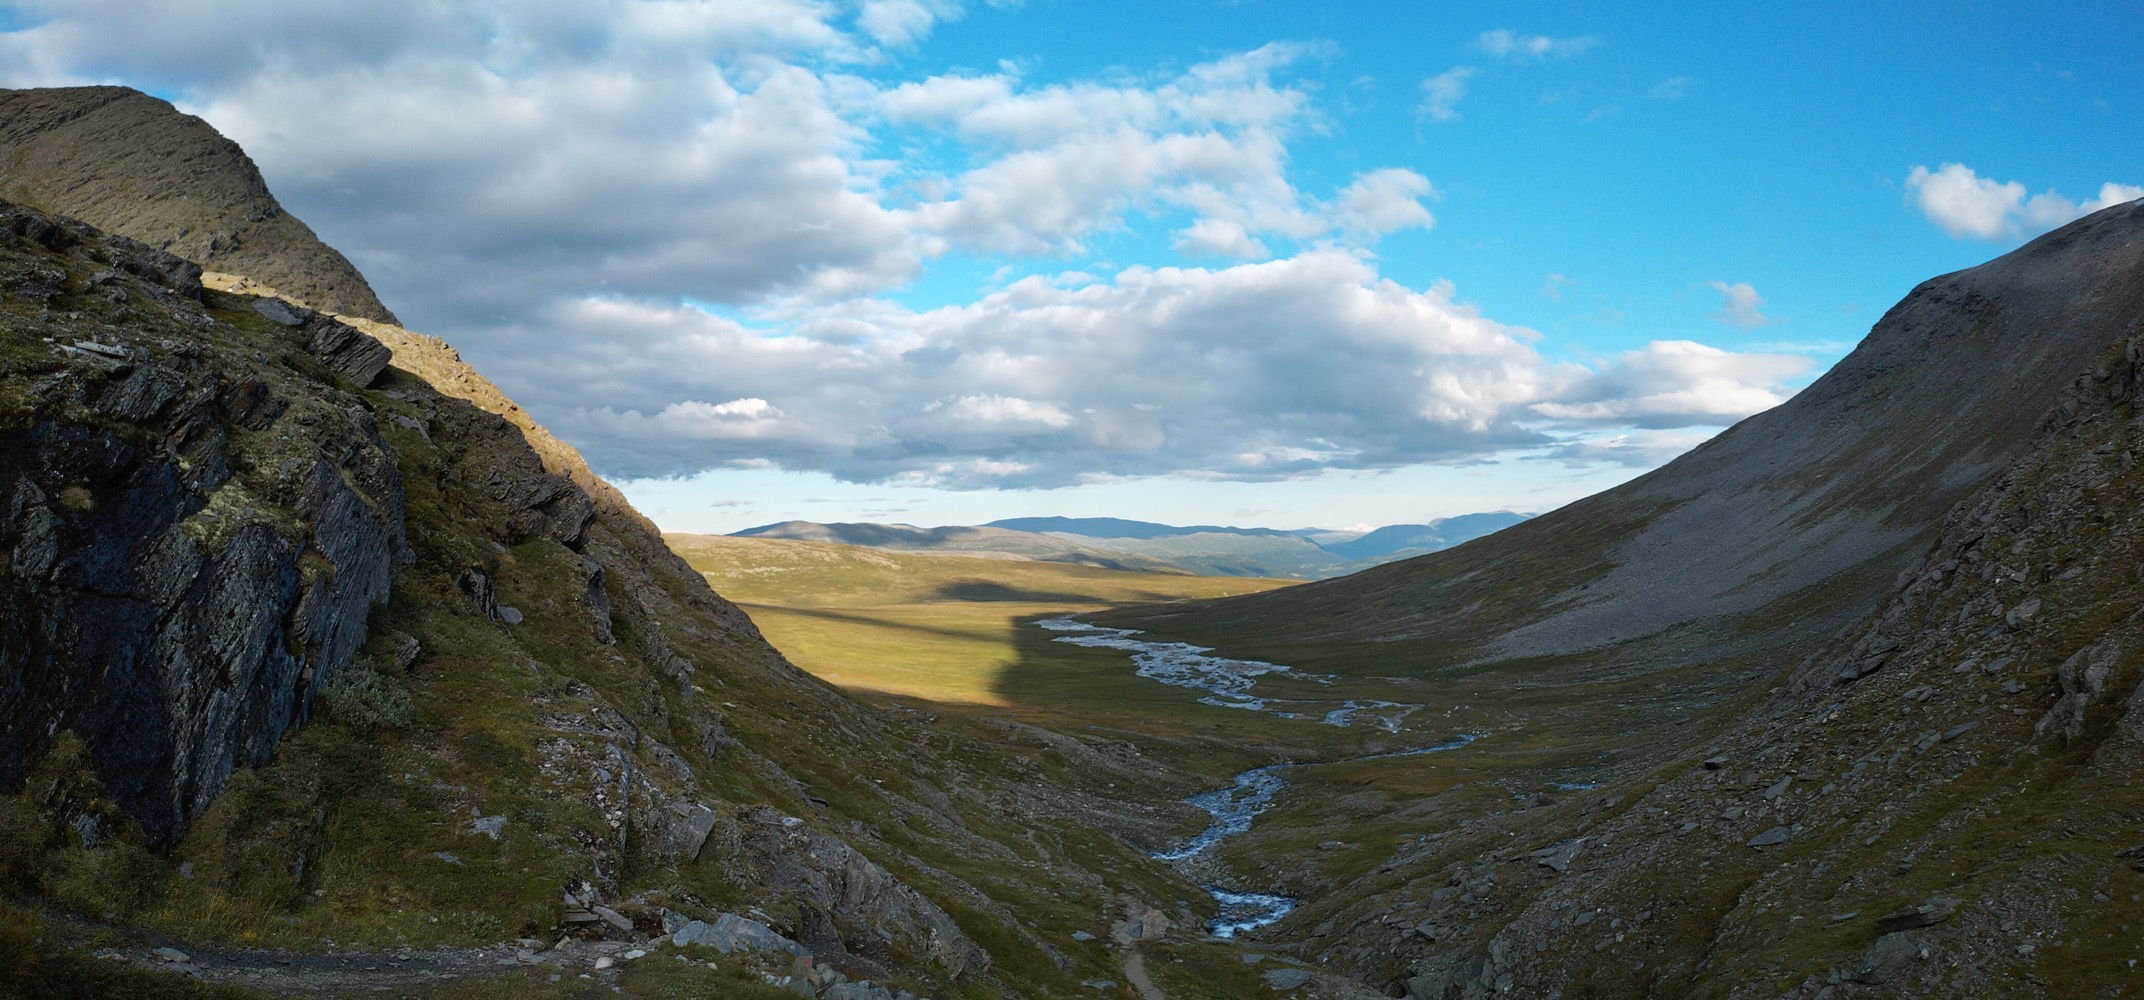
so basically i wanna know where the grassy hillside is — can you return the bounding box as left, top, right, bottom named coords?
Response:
left=670, top=533, right=1289, bottom=708
left=0, top=201, right=1304, bottom=998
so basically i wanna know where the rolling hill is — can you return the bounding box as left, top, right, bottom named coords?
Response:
left=735, top=511, right=1530, bottom=580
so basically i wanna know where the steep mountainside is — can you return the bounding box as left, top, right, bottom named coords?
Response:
left=1111, top=200, right=2144, bottom=676
left=0, top=179, right=1255, bottom=998
left=0, top=86, right=397, bottom=323
left=1095, top=201, right=2144, bottom=996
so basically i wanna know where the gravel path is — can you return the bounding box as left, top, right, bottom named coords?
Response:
left=73, top=925, right=658, bottom=996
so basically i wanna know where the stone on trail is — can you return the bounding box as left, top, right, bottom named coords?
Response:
left=1264, top=967, right=1315, bottom=990
left=1876, top=898, right=1958, bottom=932
left=1748, top=826, right=1790, bottom=848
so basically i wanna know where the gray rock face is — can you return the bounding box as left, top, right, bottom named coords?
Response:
left=656, top=801, right=719, bottom=861
left=704, top=805, right=987, bottom=975
left=671, top=912, right=809, bottom=957
left=0, top=204, right=409, bottom=842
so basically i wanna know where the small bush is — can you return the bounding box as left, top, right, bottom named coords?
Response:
left=0, top=797, right=50, bottom=891
left=322, top=660, right=414, bottom=731
left=48, top=843, right=169, bottom=920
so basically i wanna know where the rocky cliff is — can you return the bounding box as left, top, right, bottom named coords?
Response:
left=0, top=205, right=407, bottom=843
left=0, top=86, right=398, bottom=324
left=0, top=184, right=1228, bottom=996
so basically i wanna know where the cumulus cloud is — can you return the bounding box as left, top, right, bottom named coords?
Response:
left=1333, top=168, right=1437, bottom=237
left=501, top=254, right=1812, bottom=487
left=1476, top=30, right=1597, bottom=60
left=1532, top=341, right=1810, bottom=428
left=1706, top=281, right=1775, bottom=329
left=857, top=0, right=961, bottom=48
left=886, top=44, right=1417, bottom=257
left=1905, top=163, right=2143, bottom=241
left=529, top=251, right=1575, bottom=485
left=0, top=5, right=1810, bottom=489
left=1418, top=66, right=1476, bottom=123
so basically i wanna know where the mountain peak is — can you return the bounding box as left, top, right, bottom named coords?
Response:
left=0, top=85, right=399, bottom=323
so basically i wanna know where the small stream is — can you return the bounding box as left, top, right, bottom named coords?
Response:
left=1038, top=617, right=1476, bottom=937
left=1036, top=618, right=1420, bottom=731
left=1153, top=734, right=1481, bottom=936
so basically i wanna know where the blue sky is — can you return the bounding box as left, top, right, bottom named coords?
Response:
left=3, top=0, right=2137, bottom=532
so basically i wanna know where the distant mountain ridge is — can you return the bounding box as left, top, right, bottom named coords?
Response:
left=983, top=516, right=1306, bottom=539
left=734, top=512, right=1530, bottom=578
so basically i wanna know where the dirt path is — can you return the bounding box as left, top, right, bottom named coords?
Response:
left=74, top=925, right=652, bottom=996
left=1117, top=947, right=1165, bottom=1000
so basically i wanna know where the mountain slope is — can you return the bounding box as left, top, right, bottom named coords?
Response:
left=1093, top=200, right=2144, bottom=996
left=0, top=91, right=1275, bottom=995
left=1309, top=233, right=2144, bottom=998
left=0, top=86, right=397, bottom=323
left=1109, top=200, right=2144, bottom=677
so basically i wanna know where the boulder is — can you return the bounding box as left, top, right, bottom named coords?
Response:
left=672, top=913, right=810, bottom=957
left=1264, top=967, right=1314, bottom=990
left=1747, top=826, right=1790, bottom=848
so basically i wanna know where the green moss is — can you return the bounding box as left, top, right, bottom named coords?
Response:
left=320, top=659, right=414, bottom=732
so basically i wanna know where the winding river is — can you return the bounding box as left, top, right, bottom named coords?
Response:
left=1038, top=617, right=1478, bottom=937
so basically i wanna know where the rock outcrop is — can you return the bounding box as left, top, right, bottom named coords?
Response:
left=0, top=183, right=1208, bottom=994
left=0, top=204, right=407, bottom=842
left=0, top=86, right=398, bottom=323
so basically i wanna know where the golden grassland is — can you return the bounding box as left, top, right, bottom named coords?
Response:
left=667, top=533, right=1293, bottom=707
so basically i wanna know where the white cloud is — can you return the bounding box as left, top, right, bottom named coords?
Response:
left=0, top=6, right=1813, bottom=492
left=1541, top=273, right=1573, bottom=300
left=1476, top=29, right=1598, bottom=60
left=513, top=254, right=1810, bottom=487
left=1706, top=280, right=1775, bottom=329
left=1545, top=429, right=1714, bottom=467
left=1333, top=168, right=1437, bottom=237
left=1173, top=217, right=1270, bottom=259
left=534, top=251, right=1570, bottom=484
left=1905, top=163, right=2143, bottom=241
left=856, top=0, right=960, bottom=48
left=1532, top=341, right=1810, bottom=428
left=1418, top=66, right=1476, bottom=123
left=880, top=44, right=1409, bottom=258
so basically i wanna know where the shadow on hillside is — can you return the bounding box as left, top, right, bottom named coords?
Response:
left=744, top=603, right=992, bottom=644
left=931, top=580, right=1096, bottom=603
